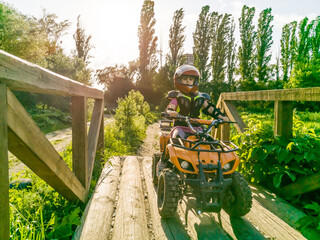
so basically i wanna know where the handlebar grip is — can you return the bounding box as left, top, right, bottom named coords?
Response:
left=191, top=119, right=212, bottom=125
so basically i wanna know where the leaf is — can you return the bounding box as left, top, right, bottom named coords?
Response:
left=277, top=148, right=289, bottom=163
left=286, top=142, right=295, bottom=151
left=293, top=154, right=304, bottom=162
left=304, top=202, right=320, bottom=213
left=273, top=173, right=284, bottom=188
left=284, top=171, right=296, bottom=182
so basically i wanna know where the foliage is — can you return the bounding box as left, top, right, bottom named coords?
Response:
left=168, top=8, right=186, bottom=67
left=238, top=5, right=256, bottom=91
left=211, top=12, right=231, bottom=86
left=193, top=5, right=212, bottom=83
left=256, top=8, right=274, bottom=88
left=137, top=0, right=158, bottom=101
left=9, top=146, right=82, bottom=239
left=73, top=15, right=93, bottom=64
left=233, top=115, right=320, bottom=191
left=27, top=105, right=71, bottom=133
left=226, top=18, right=237, bottom=92
left=297, top=202, right=320, bottom=232
left=115, top=90, right=156, bottom=149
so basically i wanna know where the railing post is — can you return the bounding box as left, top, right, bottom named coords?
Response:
left=220, top=100, right=230, bottom=141
left=97, top=100, right=105, bottom=154
left=72, top=96, right=88, bottom=192
left=274, top=101, right=293, bottom=139
left=0, top=84, right=9, bottom=240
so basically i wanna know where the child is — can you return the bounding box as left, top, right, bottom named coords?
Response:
left=158, top=65, right=229, bottom=172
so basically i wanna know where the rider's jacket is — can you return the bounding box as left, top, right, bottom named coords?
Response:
left=166, top=90, right=211, bottom=127
left=167, top=90, right=210, bottom=117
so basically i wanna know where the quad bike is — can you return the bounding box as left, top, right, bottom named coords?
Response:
left=152, top=114, right=252, bottom=218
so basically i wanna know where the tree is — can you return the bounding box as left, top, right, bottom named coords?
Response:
left=73, top=15, right=93, bottom=64
left=211, top=13, right=231, bottom=86
left=137, top=0, right=158, bottom=101
left=168, top=8, right=186, bottom=67
left=280, top=23, right=291, bottom=84
left=256, top=8, right=274, bottom=88
left=238, top=5, right=256, bottom=91
left=38, top=8, right=71, bottom=55
left=226, top=18, right=237, bottom=92
left=96, top=63, right=136, bottom=108
left=193, top=5, right=212, bottom=83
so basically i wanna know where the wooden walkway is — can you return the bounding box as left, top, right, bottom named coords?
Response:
left=74, top=156, right=308, bottom=240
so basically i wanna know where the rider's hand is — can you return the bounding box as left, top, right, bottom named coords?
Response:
left=218, top=115, right=230, bottom=122
left=167, top=110, right=178, bottom=118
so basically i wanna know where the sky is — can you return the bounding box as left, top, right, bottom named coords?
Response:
left=3, top=0, right=320, bottom=70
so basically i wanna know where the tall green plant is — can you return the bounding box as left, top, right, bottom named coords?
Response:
left=193, top=5, right=212, bottom=83
left=256, top=8, right=274, bottom=88
left=238, top=5, right=256, bottom=91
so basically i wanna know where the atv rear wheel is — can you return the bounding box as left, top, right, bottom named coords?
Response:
left=223, top=171, right=252, bottom=217
left=157, top=169, right=180, bottom=218
left=152, top=153, right=161, bottom=185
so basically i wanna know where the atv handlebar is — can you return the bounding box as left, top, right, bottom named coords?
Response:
left=161, top=112, right=236, bottom=135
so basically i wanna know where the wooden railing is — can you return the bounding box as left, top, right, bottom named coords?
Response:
left=0, top=50, right=104, bottom=239
left=215, top=87, right=320, bottom=199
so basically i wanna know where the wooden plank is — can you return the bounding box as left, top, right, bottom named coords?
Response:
left=7, top=89, right=86, bottom=202
left=250, top=184, right=319, bottom=240
left=280, top=172, right=320, bottom=197
left=142, top=156, right=189, bottom=240
left=74, top=157, right=121, bottom=240
left=274, top=101, right=293, bottom=139
left=0, top=84, right=9, bottom=240
left=178, top=198, right=231, bottom=240
left=220, top=87, right=320, bottom=102
left=97, top=100, right=105, bottom=154
left=87, top=99, right=104, bottom=186
left=0, top=50, right=103, bottom=99
left=72, top=96, right=88, bottom=191
left=220, top=104, right=230, bottom=141
left=222, top=100, right=247, bottom=133
left=112, top=156, right=149, bottom=240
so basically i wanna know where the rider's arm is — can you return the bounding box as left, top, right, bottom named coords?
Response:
left=202, top=100, right=230, bottom=121
left=166, top=98, right=179, bottom=118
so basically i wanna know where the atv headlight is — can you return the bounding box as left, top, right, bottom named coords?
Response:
left=222, top=161, right=234, bottom=172
left=181, top=161, right=190, bottom=169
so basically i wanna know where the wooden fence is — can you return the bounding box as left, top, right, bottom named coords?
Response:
left=0, top=50, right=104, bottom=239
left=215, top=87, right=320, bottom=199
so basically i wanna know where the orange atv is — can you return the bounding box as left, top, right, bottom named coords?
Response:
left=152, top=114, right=252, bottom=218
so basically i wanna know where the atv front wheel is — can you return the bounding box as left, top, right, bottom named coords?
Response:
left=152, top=153, right=161, bottom=185
left=223, top=171, right=252, bottom=217
left=157, top=169, right=180, bottom=218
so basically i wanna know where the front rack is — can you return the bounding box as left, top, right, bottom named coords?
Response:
left=169, top=137, right=239, bottom=153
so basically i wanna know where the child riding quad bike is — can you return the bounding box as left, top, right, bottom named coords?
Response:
left=152, top=113, right=252, bottom=218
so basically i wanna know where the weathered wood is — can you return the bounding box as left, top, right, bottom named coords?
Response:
left=142, top=157, right=189, bottom=240
left=73, top=157, right=121, bottom=240
left=0, top=50, right=103, bottom=99
left=0, top=84, right=9, bottom=240
left=72, top=96, right=88, bottom=191
left=250, top=184, right=319, bottom=240
left=112, top=156, right=148, bottom=240
left=222, top=100, right=247, bottom=133
left=274, top=101, right=293, bottom=139
left=178, top=198, right=230, bottom=240
left=221, top=87, right=320, bottom=101
left=87, top=99, right=104, bottom=186
left=97, top=102, right=105, bottom=154
left=220, top=104, right=230, bottom=141
left=280, top=172, right=320, bottom=197
left=7, top=89, right=86, bottom=202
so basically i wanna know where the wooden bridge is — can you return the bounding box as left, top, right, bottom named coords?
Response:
left=1, top=50, right=320, bottom=239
